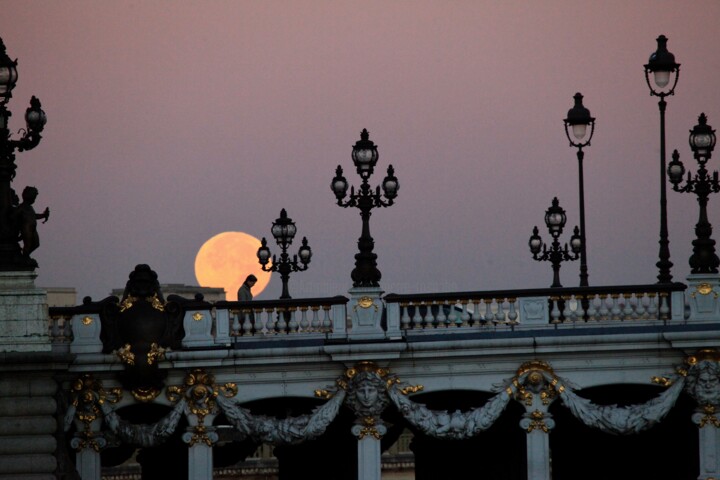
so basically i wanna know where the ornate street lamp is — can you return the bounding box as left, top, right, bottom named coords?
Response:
left=564, top=92, right=594, bottom=287
left=331, top=129, right=398, bottom=287
left=529, top=197, right=582, bottom=288
left=0, top=38, right=48, bottom=270
left=257, top=208, right=312, bottom=299
left=667, top=113, right=719, bottom=273
left=645, top=34, right=680, bottom=283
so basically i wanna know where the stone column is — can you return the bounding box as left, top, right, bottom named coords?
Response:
left=71, top=444, right=103, bottom=480
left=693, top=406, right=720, bottom=480
left=183, top=426, right=218, bottom=480
left=520, top=410, right=554, bottom=480
left=514, top=361, right=559, bottom=480
left=352, top=422, right=386, bottom=480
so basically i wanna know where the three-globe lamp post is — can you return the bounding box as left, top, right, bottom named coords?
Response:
left=667, top=113, right=720, bottom=273
left=645, top=34, right=680, bottom=283
left=563, top=92, right=594, bottom=287
left=529, top=197, right=582, bottom=288
left=0, top=38, right=47, bottom=270
left=331, top=129, right=398, bottom=287
left=257, top=208, right=312, bottom=299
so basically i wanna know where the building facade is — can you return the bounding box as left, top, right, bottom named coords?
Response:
left=1, top=264, right=719, bottom=480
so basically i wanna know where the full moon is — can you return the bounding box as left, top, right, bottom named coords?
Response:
left=194, top=232, right=271, bottom=300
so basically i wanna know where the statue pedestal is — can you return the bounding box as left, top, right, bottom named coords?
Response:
left=0, top=270, right=50, bottom=352
left=686, top=274, right=720, bottom=322
left=348, top=287, right=385, bottom=341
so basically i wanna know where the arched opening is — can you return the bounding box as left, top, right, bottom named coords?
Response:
left=549, top=384, right=698, bottom=480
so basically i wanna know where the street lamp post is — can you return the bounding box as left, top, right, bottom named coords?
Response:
left=667, top=113, right=719, bottom=273
left=331, top=129, right=398, bottom=287
left=0, top=38, right=47, bottom=271
left=645, top=34, right=680, bottom=283
left=257, top=208, right=312, bottom=299
left=563, top=93, right=595, bottom=287
left=529, top=197, right=582, bottom=288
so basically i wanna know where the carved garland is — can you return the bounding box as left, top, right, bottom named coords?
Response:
left=68, top=350, right=720, bottom=452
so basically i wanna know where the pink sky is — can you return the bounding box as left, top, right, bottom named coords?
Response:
left=2, top=1, right=720, bottom=301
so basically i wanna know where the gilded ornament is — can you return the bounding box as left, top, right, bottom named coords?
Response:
left=400, top=384, right=424, bottom=395
left=69, top=374, right=121, bottom=451
left=119, top=296, right=135, bottom=312
left=699, top=405, right=720, bottom=428
left=192, top=311, right=204, bottom=321
left=131, top=386, right=161, bottom=402
left=525, top=410, right=549, bottom=433
left=82, top=316, right=93, bottom=325
left=686, top=349, right=720, bottom=366
left=652, top=376, right=674, bottom=387
left=146, top=342, right=166, bottom=365
left=516, top=360, right=555, bottom=377
left=116, top=344, right=135, bottom=365
left=167, top=369, right=237, bottom=425
left=315, top=389, right=334, bottom=399
left=357, top=296, right=376, bottom=310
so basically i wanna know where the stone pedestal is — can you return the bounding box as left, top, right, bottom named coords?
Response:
left=348, top=287, right=385, bottom=341
left=686, top=274, right=720, bottom=322
left=0, top=271, right=50, bottom=352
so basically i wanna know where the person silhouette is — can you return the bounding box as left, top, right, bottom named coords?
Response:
left=237, top=274, right=258, bottom=302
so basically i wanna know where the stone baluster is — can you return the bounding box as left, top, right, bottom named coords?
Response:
left=288, top=307, right=299, bottom=333
left=598, top=294, right=610, bottom=320
left=610, top=294, right=622, bottom=320
left=400, top=303, right=411, bottom=330
left=241, top=309, right=253, bottom=335
left=299, top=306, right=309, bottom=331
left=310, top=305, right=320, bottom=331
left=550, top=297, right=561, bottom=324
left=471, top=300, right=481, bottom=326
left=621, top=294, right=633, bottom=320
left=231, top=310, right=240, bottom=336
left=265, top=308, right=277, bottom=334
left=412, top=302, right=422, bottom=329
left=276, top=308, right=288, bottom=333
left=507, top=298, right=518, bottom=324
left=422, top=302, right=434, bottom=328
left=460, top=300, right=471, bottom=327
left=647, top=293, right=658, bottom=319
left=484, top=299, right=494, bottom=324
left=495, top=298, right=506, bottom=323
left=659, top=293, right=670, bottom=320
left=448, top=301, right=459, bottom=327
left=322, top=305, right=332, bottom=332
left=635, top=293, right=647, bottom=319
left=585, top=294, right=597, bottom=321
left=436, top=301, right=447, bottom=328
left=563, top=295, right=576, bottom=322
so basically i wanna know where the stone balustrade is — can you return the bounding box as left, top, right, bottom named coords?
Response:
left=47, top=283, right=695, bottom=350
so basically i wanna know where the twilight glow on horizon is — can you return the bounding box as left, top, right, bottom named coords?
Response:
left=1, top=1, right=719, bottom=301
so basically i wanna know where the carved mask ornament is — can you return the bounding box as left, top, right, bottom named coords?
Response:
left=683, top=349, right=720, bottom=407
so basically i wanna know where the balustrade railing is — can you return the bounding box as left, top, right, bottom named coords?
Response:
left=384, top=283, right=687, bottom=332
left=214, top=296, right=348, bottom=341
left=47, top=284, right=690, bottom=349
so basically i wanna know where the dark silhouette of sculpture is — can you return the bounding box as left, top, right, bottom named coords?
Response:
left=0, top=38, right=48, bottom=271
left=100, top=265, right=184, bottom=401
left=14, top=186, right=49, bottom=258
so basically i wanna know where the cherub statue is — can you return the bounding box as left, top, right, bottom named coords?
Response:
left=14, top=186, right=49, bottom=257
